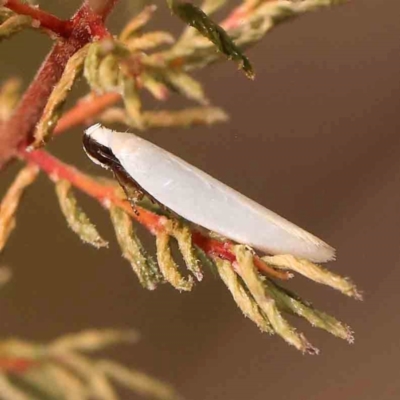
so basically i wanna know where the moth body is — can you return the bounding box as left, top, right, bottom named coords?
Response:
left=84, top=124, right=335, bottom=263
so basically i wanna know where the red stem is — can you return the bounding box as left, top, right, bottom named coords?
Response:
left=4, top=0, right=72, bottom=38
left=192, top=231, right=235, bottom=263
left=192, top=231, right=287, bottom=279
left=0, top=0, right=119, bottom=169
left=0, top=357, right=37, bottom=373
left=22, top=149, right=163, bottom=233
left=0, top=40, right=89, bottom=164
left=220, top=0, right=275, bottom=30
left=54, top=93, right=121, bottom=135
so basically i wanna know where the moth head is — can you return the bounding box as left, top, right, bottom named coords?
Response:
left=83, top=124, right=119, bottom=170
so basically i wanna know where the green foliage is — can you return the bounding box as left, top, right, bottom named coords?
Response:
left=0, top=14, right=32, bottom=42
left=33, top=46, right=90, bottom=148
left=110, top=205, right=162, bottom=290
left=167, top=0, right=254, bottom=78
left=55, top=179, right=108, bottom=249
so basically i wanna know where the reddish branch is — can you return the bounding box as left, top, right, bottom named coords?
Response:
left=54, top=93, right=121, bottom=135
left=4, top=0, right=72, bottom=38
left=22, top=149, right=162, bottom=232
left=0, top=357, right=37, bottom=373
left=221, top=0, right=274, bottom=30
left=21, top=150, right=289, bottom=280
left=0, top=0, right=117, bottom=169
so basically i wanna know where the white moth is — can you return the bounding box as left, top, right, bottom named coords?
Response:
left=83, top=124, right=335, bottom=263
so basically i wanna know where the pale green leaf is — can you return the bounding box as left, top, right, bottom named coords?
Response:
left=33, top=46, right=89, bottom=147
left=55, top=180, right=108, bottom=249
left=168, top=1, right=254, bottom=78
left=50, top=329, right=139, bottom=353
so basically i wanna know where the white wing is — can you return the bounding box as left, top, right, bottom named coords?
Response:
left=109, top=131, right=335, bottom=262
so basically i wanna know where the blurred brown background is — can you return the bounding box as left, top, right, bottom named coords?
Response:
left=1, top=0, right=400, bottom=399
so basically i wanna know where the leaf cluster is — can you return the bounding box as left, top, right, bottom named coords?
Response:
left=0, top=329, right=181, bottom=400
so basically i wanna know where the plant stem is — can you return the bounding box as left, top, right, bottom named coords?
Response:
left=0, top=41, right=89, bottom=164
left=0, top=0, right=119, bottom=169
left=54, top=93, right=121, bottom=135
left=4, top=0, right=72, bottom=37
left=22, top=149, right=169, bottom=232
left=0, top=357, right=37, bottom=373
left=221, top=0, right=274, bottom=30
left=192, top=231, right=289, bottom=279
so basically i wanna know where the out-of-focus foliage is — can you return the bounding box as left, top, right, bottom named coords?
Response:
left=0, top=329, right=181, bottom=400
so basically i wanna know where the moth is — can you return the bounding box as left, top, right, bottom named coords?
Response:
left=83, top=124, right=335, bottom=263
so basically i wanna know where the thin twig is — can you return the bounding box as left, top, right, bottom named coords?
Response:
left=3, top=0, right=72, bottom=37
left=21, top=149, right=162, bottom=233
left=54, top=93, right=121, bottom=135
left=220, top=0, right=275, bottom=30
left=0, top=357, right=37, bottom=373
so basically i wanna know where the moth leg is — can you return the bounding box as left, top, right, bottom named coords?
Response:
left=112, top=165, right=146, bottom=217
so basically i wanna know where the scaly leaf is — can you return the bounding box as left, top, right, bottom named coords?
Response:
left=0, top=164, right=39, bottom=252
left=162, top=70, right=208, bottom=104
left=84, top=40, right=131, bottom=93
left=119, top=5, right=158, bottom=42
left=45, top=364, right=87, bottom=400
left=178, top=0, right=227, bottom=42
left=125, top=31, right=175, bottom=52
left=50, top=329, right=139, bottom=353
left=141, top=73, right=169, bottom=100
left=168, top=0, right=254, bottom=78
left=266, top=280, right=354, bottom=342
left=214, top=258, right=273, bottom=333
left=263, top=254, right=362, bottom=300
left=8, top=374, right=64, bottom=400
left=169, top=223, right=203, bottom=281
left=55, top=179, right=108, bottom=248
left=121, top=75, right=144, bottom=129
left=201, top=0, right=227, bottom=15
left=0, top=374, right=33, bottom=400
left=110, top=206, right=161, bottom=290
left=47, top=350, right=116, bottom=400
left=100, top=106, right=228, bottom=128
left=0, top=8, right=14, bottom=24
left=84, top=41, right=106, bottom=92
left=156, top=230, right=194, bottom=291
left=98, top=360, right=181, bottom=400
left=143, top=106, right=228, bottom=127
left=33, top=45, right=89, bottom=147
left=159, top=0, right=344, bottom=72
left=97, top=54, right=120, bottom=92
left=234, top=245, right=318, bottom=354
left=0, top=77, right=22, bottom=122
left=0, top=15, right=32, bottom=42
left=18, top=366, right=67, bottom=400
